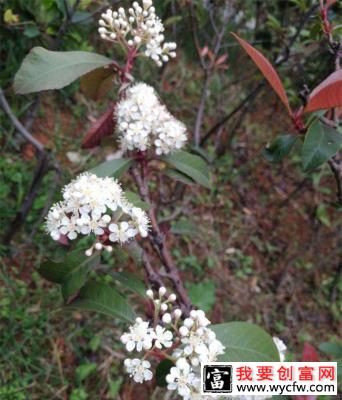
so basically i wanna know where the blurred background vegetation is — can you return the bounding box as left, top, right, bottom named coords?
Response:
left=0, top=0, right=341, bottom=399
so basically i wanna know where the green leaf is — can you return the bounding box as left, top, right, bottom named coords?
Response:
left=189, top=145, right=212, bottom=163
left=319, top=342, right=342, bottom=358
left=67, top=281, right=135, bottom=322
left=124, top=241, right=143, bottom=265
left=89, top=336, right=101, bottom=352
left=162, top=150, right=212, bottom=189
left=61, top=265, right=90, bottom=301
left=23, top=24, right=40, bottom=38
left=156, top=359, right=174, bottom=387
left=187, top=280, right=216, bottom=312
left=316, top=204, right=331, bottom=227
left=112, top=271, right=146, bottom=297
left=80, top=67, right=115, bottom=100
left=164, top=168, right=196, bottom=185
left=171, top=219, right=199, bottom=237
left=302, top=120, right=342, bottom=171
left=125, top=191, right=150, bottom=210
left=71, top=11, right=92, bottom=24
left=39, top=251, right=100, bottom=301
left=262, top=134, right=298, bottom=163
left=108, top=378, right=123, bottom=398
left=76, top=363, right=97, bottom=382
left=38, top=250, right=94, bottom=283
left=90, top=158, right=132, bottom=178
left=211, top=322, right=280, bottom=362
left=14, top=47, right=113, bottom=94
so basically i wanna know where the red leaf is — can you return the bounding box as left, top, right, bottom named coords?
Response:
left=215, top=54, right=229, bottom=66
left=302, top=342, right=320, bottom=362
left=304, top=70, right=342, bottom=113
left=231, top=32, right=292, bottom=116
left=200, top=45, right=209, bottom=57
left=292, top=344, right=319, bottom=400
left=82, top=104, right=115, bottom=149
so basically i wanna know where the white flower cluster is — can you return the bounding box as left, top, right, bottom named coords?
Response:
left=121, top=287, right=225, bottom=399
left=98, top=0, right=177, bottom=66
left=116, top=82, right=187, bottom=155
left=46, top=173, right=150, bottom=255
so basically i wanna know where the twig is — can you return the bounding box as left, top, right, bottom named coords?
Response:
left=201, top=83, right=262, bottom=146
left=0, top=88, right=44, bottom=152
left=3, top=152, right=51, bottom=245
left=192, top=4, right=230, bottom=146
left=202, top=3, right=318, bottom=148
left=328, top=157, right=342, bottom=205
left=131, top=166, right=191, bottom=312
left=320, top=0, right=342, bottom=205
left=27, top=164, right=62, bottom=241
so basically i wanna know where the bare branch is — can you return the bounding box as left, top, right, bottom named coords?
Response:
left=131, top=166, right=191, bottom=312
left=0, top=88, right=45, bottom=153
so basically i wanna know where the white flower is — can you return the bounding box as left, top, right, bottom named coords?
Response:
left=198, top=339, right=225, bottom=363
left=115, top=82, right=187, bottom=154
left=98, top=1, right=177, bottom=66
left=108, top=221, right=137, bottom=244
left=46, top=202, right=65, bottom=240
left=59, top=216, right=79, bottom=240
left=132, top=207, right=150, bottom=237
left=120, top=317, right=153, bottom=352
left=120, top=301, right=225, bottom=399
left=152, top=325, right=173, bottom=349
left=155, top=119, right=187, bottom=155
left=124, top=358, right=153, bottom=383
left=182, top=329, right=209, bottom=358
left=166, top=358, right=197, bottom=399
left=46, top=173, right=150, bottom=255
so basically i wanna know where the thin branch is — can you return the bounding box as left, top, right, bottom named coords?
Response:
left=0, top=88, right=44, bottom=152
left=3, top=152, right=51, bottom=245
left=192, top=5, right=230, bottom=146
left=131, top=166, right=191, bottom=312
left=27, top=164, right=62, bottom=241
left=201, top=83, right=262, bottom=146
left=203, top=3, right=318, bottom=148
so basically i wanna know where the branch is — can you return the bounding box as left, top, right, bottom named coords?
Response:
left=202, top=4, right=318, bottom=147
left=131, top=165, right=191, bottom=312
left=328, top=156, right=342, bottom=205
left=0, top=88, right=45, bottom=152
left=192, top=6, right=230, bottom=146
left=320, top=0, right=342, bottom=204
left=201, top=83, right=262, bottom=146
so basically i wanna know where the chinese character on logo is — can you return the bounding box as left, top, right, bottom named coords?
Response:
left=256, top=366, right=274, bottom=381
left=236, top=366, right=253, bottom=381
left=277, top=366, right=293, bottom=381
left=203, top=365, right=232, bottom=394
left=298, top=366, right=314, bottom=381
left=319, top=366, right=335, bottom=381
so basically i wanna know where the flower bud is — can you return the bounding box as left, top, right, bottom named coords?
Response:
left=158, top=286, right=166, bottom=297
left=85, top=249, right=93, bottom=257
left=179, top=326, right=189, bottom=337
left=95, top=242, right=103, bottom=251
left=174, top=309, right=182, bottom=319
left=162, top=313, right=172, bottom=324
left=146, top=289, right=154, bottom=299
left=184, top=318, right=194, bottom=328
left=168, top=293, right=176, bottom=302
left=161, top=303, right=168, bottom=312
